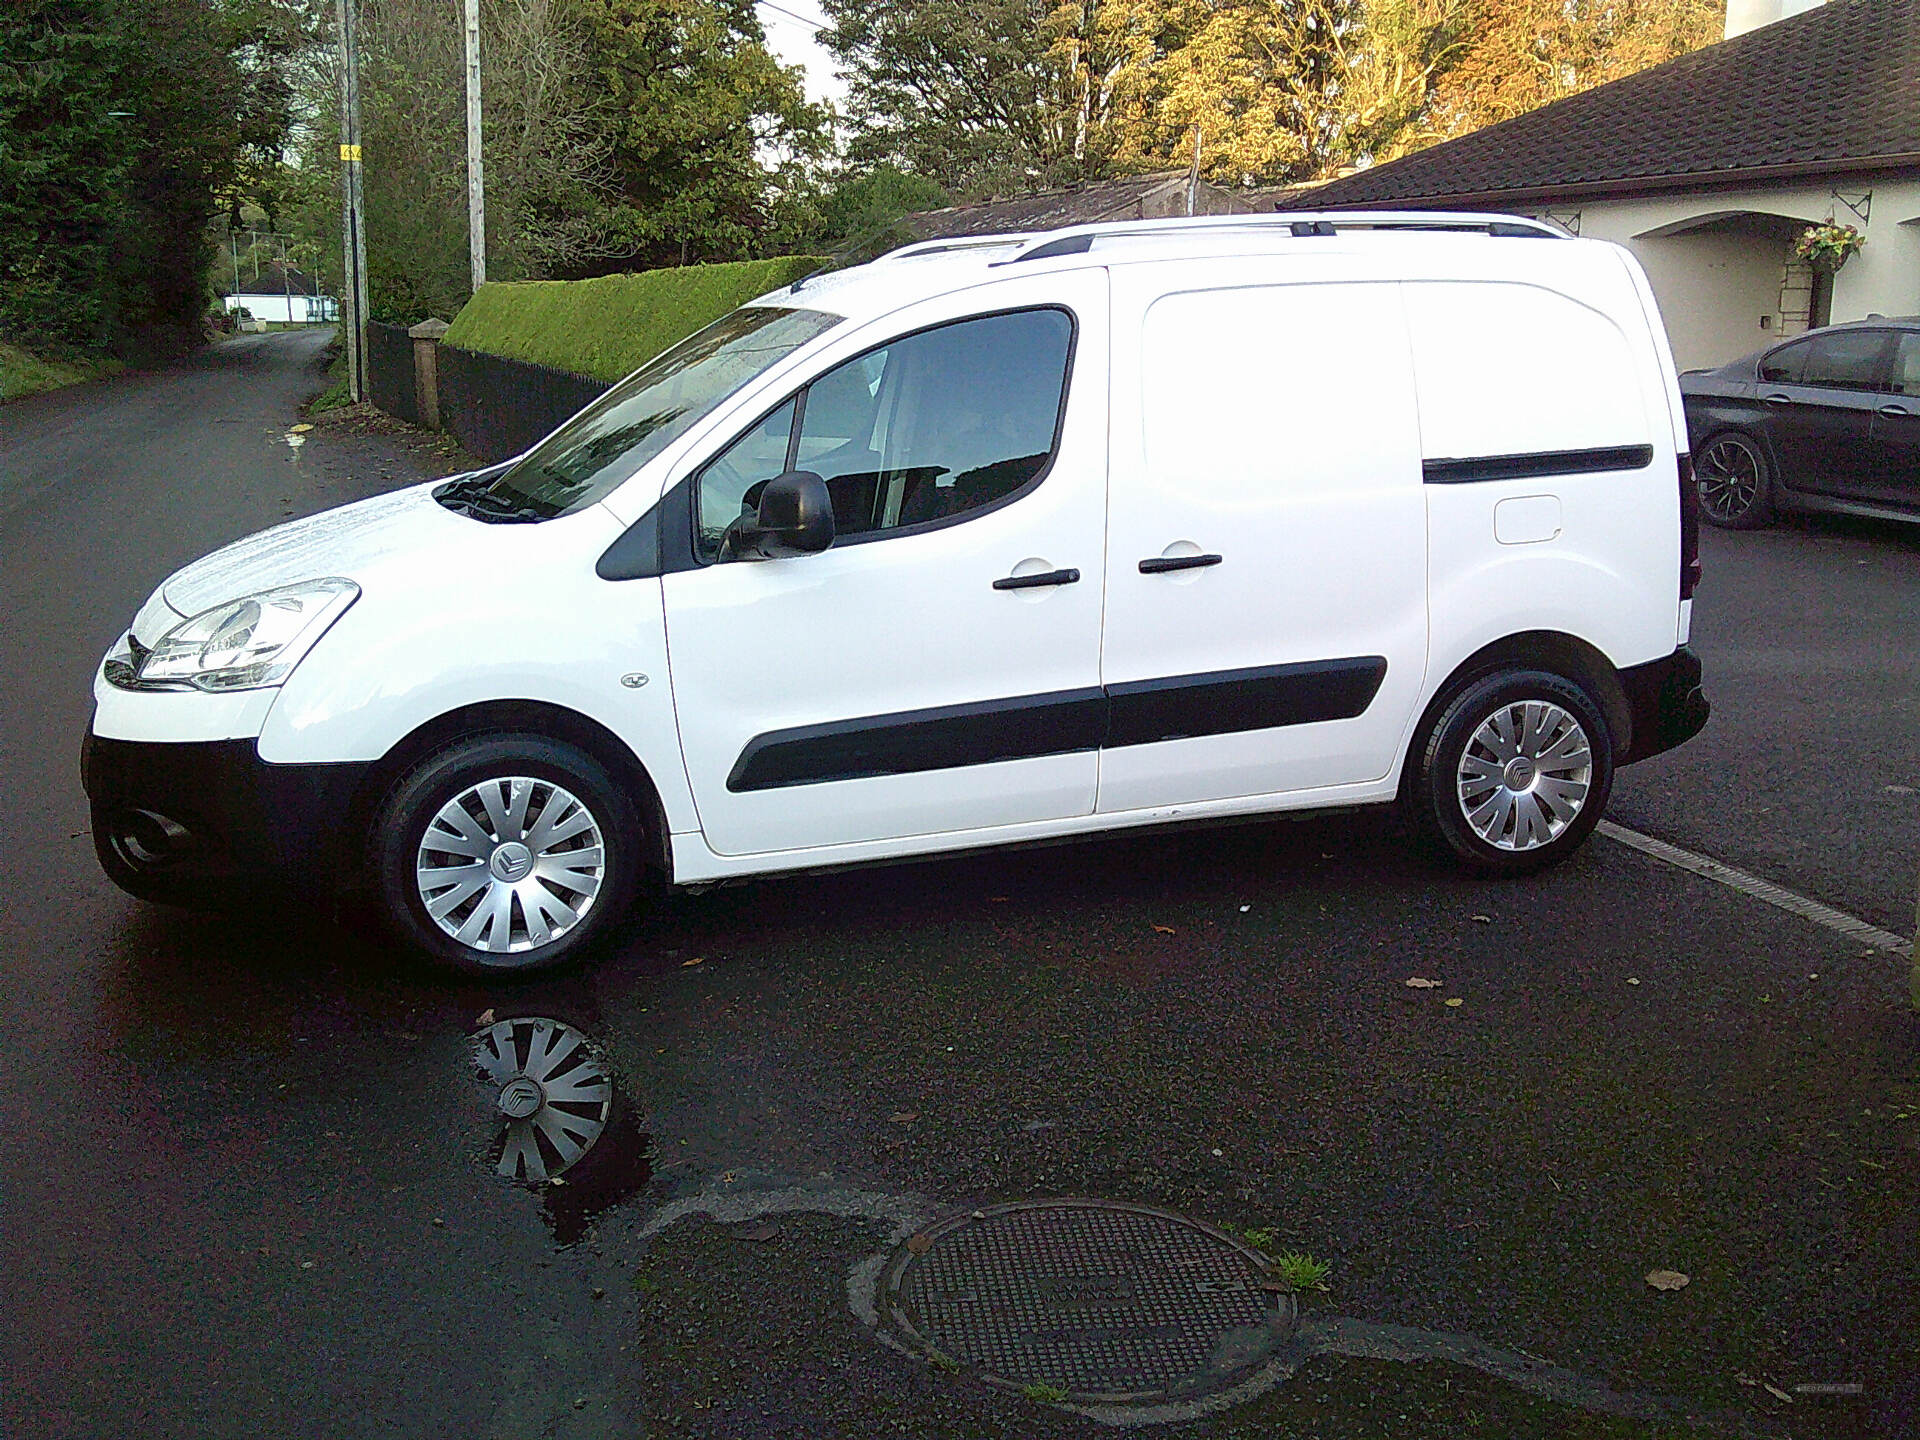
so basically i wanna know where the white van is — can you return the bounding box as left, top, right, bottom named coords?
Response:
left=85, top=212, right=1709, bottom=973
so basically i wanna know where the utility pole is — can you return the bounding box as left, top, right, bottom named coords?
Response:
left=463, top=0, right=486, bottom=294
left=337, top=0, right=370, bottom=401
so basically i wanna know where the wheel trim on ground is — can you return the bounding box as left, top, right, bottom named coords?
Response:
left=471, top=1017, right=612, bottom=1182
left=415, top=776, right=605, bottom=956
left=1455, top=700, right=1593, bottom=852
left=1696, top=436, right=1761, bottom=522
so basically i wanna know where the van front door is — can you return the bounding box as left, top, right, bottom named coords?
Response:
left=662, top=272, right=1109, bottom=857
left=1096, top=267, right=1428, bottom=814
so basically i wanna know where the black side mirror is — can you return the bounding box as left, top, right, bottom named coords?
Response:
left=736, top=470, right=834, bottom=559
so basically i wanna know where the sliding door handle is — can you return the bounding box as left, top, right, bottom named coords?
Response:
left=1877, top=403, right=1915, bottom=419
left=993, top=567, right=1080, bottom=591
left=1138, top=553, right=1222, bottom=574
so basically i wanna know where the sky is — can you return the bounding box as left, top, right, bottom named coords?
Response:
left=756, top=0, right=849, bottom=108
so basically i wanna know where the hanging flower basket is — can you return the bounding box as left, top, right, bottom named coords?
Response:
left=1794, top=222, right=1865, bottom=274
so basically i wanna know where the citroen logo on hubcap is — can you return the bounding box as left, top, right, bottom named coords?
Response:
left=497, top=1076, right=544, bottom=1119
left=490, top=841, right=534, bottom=882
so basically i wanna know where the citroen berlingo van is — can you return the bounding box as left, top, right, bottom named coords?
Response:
left=85, top=212, right=1709, bottom=973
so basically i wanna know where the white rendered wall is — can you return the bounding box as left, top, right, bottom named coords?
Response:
left=1554, top=174, right=1920, bottom=368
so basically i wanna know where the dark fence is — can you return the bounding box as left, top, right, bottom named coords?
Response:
left=437, top=344, right=609, bottom=463
left=366, top=321, right=419, bottom=425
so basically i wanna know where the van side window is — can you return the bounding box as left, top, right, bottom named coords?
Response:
left=1798, top=329, right=1889, bottom=391
left=694, top=308, right=1074, bottom=561
left=1759, top=341, right=1808, bottom=384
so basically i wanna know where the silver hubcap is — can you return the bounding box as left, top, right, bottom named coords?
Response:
left=1697, top=437, right=1760, bottom=521
left=416, top=776, right=605, bottom=955
left=1456, top=701, right=1593, bottom=852
left=472, top=1018, right=611, bottom=1182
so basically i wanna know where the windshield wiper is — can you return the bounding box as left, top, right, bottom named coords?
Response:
left=434, top=474, right=545, bottom=524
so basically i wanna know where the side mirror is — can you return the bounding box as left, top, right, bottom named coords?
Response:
left=737, top=470, right=834, bottom=559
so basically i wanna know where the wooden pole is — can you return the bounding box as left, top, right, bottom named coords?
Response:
left=464, top=0, right=486, bottom=294
left=337, top=0, right=369, bottom=400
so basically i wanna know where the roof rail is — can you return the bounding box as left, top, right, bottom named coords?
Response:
left=992, top=209, right=1570, bottom=264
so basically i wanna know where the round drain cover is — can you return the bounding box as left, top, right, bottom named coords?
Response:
left=880, top=1199, right=1296, bottom=1405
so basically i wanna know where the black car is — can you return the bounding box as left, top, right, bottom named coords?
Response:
left=1679, top=317, right=1920, bottom=528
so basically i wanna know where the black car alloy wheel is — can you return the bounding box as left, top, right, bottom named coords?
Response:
left=1694, top=432, right=1771, bottom=529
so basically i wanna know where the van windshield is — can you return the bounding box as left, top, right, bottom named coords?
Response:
left=437, top=304, right=842, bottom=522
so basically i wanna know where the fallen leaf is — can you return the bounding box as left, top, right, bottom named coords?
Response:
left=1404, top=977, right=1441, bottom=989
left=475, top=1008, right=495, bottom=1026
left=989, top=896, right=1008, bottom=902
left=682, top=956, right=705, bottom=967
left=907, top=1233, right=934, bottom=1255
left=1152, top=924, right=1177, bottom=935
left=889, top=1111, right=919, bottom=1124
left=1238, top=905, right=1250, bottom=913
left=1470, top=914, right=1492, bottom=924
left=1444, top=997, right=1464, bottom=1008
left=1762, top=1383, right=1793, bottom=1404
left=1627, top=978, right=1641, bottom=986
left=288, top=422, right=313, bottom=433
left=1645, top=1269, right=1690, bottom=1291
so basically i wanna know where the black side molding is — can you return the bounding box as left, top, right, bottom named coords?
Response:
left=1106, top=657, right=1386, bottom=748
left=726, top=657, right=1389, bottom=792
left=727, top=688, right=1107, bottom=792
left=1422, top=444, right=1654, bottom=486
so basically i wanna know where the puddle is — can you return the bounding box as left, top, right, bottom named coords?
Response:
left=467, top=1012, right=653, bottom=1247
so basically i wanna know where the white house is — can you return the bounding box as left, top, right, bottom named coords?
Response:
left=224, top=262, right=338, bottom=325
left=1293, top=0, right=1920, bottom=370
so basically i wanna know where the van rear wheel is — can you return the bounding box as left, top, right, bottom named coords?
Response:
left=1410, top=670, right=1613, bottom=875
left=373, top=734, right=641, bottom=975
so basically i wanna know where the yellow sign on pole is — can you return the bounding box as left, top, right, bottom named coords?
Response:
left=339, top=143, right=362, bottom=162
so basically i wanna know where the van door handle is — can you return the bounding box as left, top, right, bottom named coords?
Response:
left=1138, top=553, right=1222, bottom=574
left=993, top=567, right=1080, bottom=591
left=1877, top=403, right=1914, bottom=419
left=1762, top=392, right=1794, bottom=405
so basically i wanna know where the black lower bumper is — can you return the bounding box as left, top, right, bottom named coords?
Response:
left=82, top=732, right=370, bottom=907
left=1618, top=645, right=1709, bottom=765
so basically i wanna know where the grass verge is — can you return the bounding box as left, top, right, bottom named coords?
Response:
left=0, top=341, right=120, bottom=402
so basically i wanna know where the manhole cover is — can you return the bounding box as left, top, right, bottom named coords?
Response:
left=879, top=1199, right=1296, bottom=1405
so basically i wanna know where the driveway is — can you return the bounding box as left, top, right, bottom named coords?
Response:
left=0, top=332, right=1914, bottom=1439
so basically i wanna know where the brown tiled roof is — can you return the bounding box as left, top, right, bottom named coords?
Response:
left=1295, top=0, right=1920, bottom=208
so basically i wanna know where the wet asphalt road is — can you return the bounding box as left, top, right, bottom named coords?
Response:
left=1, top=332, right=1916, bottom=1440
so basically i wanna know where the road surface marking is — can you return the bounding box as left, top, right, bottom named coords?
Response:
left=1598, top=821, right=1912, bottom=957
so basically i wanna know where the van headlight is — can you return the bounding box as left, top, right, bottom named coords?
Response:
left=108, top=579, right=360, bottom=692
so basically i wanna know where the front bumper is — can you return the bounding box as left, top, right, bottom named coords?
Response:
left=82, top=731, right=370, bottom=907
left=1618, top=645, right=1710, bottom=765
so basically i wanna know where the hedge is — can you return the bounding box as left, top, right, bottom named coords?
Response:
left=441, top=257, right=829, bottom=384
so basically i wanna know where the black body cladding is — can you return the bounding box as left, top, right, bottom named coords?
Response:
left=726, top=658, right=1390, bottom=792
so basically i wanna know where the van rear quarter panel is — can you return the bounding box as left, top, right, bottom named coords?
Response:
left=1405, top=261, right=1682, bottom=690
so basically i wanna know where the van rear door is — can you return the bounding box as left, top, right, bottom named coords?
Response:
left=1095, top=265, right=1429, bottom=813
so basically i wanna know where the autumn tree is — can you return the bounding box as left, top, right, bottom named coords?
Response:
left=1428, top=0, right=1721, bottom=138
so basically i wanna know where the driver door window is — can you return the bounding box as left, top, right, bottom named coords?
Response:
left=692, top=307, right=1073, bottom=561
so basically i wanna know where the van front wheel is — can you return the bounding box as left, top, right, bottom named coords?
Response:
left=373, top=734, right=641, bottom=974
left=1410, top=671, right=1614, bottom=875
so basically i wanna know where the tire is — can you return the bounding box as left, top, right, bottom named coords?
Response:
left=1694, top=431, right=1773, bottom=529
left=372, top=733, right=641, bottom=975
left=1408, top=670, right=1614, bottom=876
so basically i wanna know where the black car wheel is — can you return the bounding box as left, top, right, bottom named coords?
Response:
left=1694, top=431, right=1773, bottom=529
left=1408, top=669, right=1614, bottom=876
left=372, top=733, right=642, bottom=975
